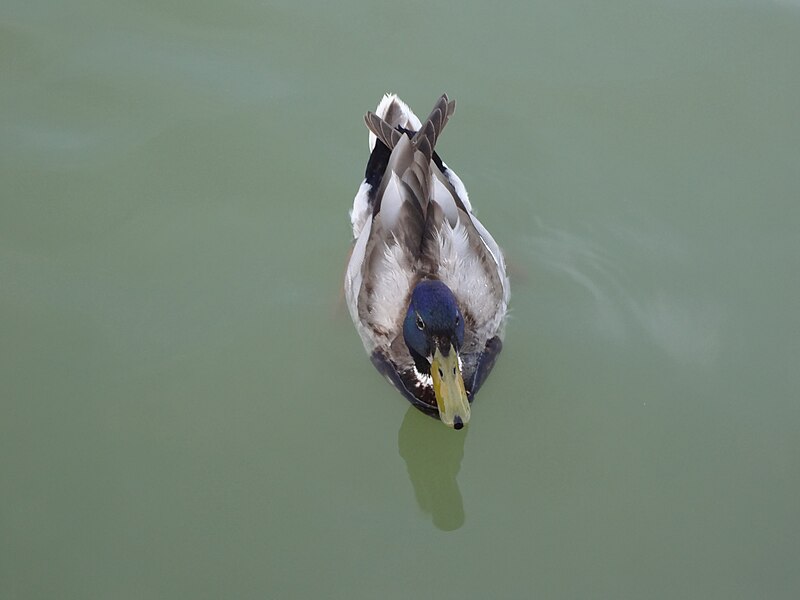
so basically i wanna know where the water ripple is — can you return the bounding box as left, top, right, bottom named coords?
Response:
left=523, top=217, right=723, bottom=367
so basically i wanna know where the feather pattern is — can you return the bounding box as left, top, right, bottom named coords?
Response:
left=346, top=94, right=509, bottom=415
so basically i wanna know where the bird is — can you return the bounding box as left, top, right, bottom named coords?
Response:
left=344, top=93, right=510, bottom=429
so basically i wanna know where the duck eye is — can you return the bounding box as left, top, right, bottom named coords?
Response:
left=455, top=315, right=460, bottom=326
left=415, top=314, right=425, bottom=330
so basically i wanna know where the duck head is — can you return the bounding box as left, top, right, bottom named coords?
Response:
left=403, top=280, right=470, bottom=429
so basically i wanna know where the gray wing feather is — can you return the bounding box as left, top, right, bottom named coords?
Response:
left=364, top=112, right=403, bottom=150
left=351, top=94, right=507, bottom=358
left=412, top=94, right=456, bottom=161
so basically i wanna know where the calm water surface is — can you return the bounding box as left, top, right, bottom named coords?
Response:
left=3, top=1, right=799, bottom=598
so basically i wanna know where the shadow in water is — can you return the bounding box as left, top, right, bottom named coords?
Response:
left=397, top=406, right=467, bottom=531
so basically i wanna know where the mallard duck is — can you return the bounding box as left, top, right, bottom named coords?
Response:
left=345, top=94, right=510, bottom=429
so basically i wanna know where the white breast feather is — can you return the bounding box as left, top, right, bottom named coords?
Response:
left=367, top=239, right=412, bottom=341
left=347, top=231, right=413, bottom=353
left=436, top=219, right=509, bottom=339
left=468, top=213, right=510, bottom=307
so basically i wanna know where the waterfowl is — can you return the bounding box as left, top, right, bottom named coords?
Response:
left=345, top=94, right=510, bottom=429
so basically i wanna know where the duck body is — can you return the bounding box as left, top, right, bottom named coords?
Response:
left=345, top=94, right=510, bottom=428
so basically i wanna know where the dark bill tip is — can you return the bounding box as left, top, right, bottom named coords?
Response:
left=453, top=416, right=464, bottom=430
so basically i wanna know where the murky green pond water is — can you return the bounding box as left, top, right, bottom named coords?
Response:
left=3, top=1, right=799, bottom=598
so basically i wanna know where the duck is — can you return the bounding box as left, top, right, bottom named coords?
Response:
left=345, top=94, right=510, bottom=429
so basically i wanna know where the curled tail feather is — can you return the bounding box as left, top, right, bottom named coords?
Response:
left=412, top=94, right=456, bottom=162
left=364, top=112, right=403, bottom=150
left=364, top=94, right=456, bottom=160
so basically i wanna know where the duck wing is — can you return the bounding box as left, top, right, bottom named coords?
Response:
left=420, top=154, right=510, bottom=354
left=346, top=93, right=509, bottom=380
left=345, top=95, right=456, bottom=353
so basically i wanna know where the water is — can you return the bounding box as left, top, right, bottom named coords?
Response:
left=3, top=1, right=799, bottom=598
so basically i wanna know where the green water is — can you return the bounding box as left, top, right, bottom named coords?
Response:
left=3, top=1, right=799, bottom=598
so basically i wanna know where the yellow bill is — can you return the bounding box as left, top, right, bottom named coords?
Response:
left=431, top=344, right=470, bottom=429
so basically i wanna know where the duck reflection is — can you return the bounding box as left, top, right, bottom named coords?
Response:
left=397, top=406, right=467, bottom=531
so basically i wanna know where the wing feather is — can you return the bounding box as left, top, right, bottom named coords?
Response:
left=348, top=93, right=509, bottom=360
